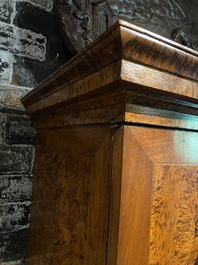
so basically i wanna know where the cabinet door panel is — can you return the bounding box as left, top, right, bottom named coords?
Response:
left=108, top=126, right=198, bottom=265
left=150, top=165, right=197, bottom=264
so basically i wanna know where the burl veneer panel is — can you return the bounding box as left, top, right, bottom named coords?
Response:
left=110, top=126, right=198, bottom=265
left=150, top=165, right=197, bottom=264
left=27, top=126, right=112, bottom=265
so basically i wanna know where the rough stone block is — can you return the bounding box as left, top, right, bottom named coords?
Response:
left=12, top=57, right=37, bottom=88
left=1, top=259, right=23, bottom=265
left=18, top=0, right=54, bottom=11
left=15, top=2, right=56, bottom=34
left=0, top=175, right=32, bottom=202
left=14, top=2, right=71, bottom=66
left=0, top=202, right=30, bottom=233
left=24, top=59, right=65, bottom=84
left=3, top=114, right=36, bottom=145
left=0, top=0, right=13, bottom=23
left=0, top=113, right=2, bottom=144
left=12, top=2, right=72, bottom=86
left=0, top=145, right=34, bottom=175
left=0, top=51, right=13, bottom=86
left=0, top=88, right=28, bottom=113
left=0, top=21, right=46, bottom=61
left=0, top=261, right=23, bottom=265
left=0, top=229, right=27, bottom=262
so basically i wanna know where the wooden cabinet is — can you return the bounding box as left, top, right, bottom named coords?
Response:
left=22, top=20, right=198, bottom=265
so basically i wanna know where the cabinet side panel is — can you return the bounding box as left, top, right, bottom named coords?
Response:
left=26, top=126, right=112, bottom=265
left=106, top=127, right=124, bottom=265
left=85, top=127, right=113, bottom=264
left=117, top=126, right=154, bottom=265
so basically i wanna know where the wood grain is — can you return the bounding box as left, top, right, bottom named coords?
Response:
left=195, top=173, right=198, bottom=264
left=110, top=126, right=198, bottom=265
left=125, top=104, right=198, bottom=130
left=22, top=19, right=198, bottom=265
left=22, top=20, right=198, bottom=109
left=122, top=60, right=198, bottom=104
left=27, top=126, right=112, bottom=265
left=115, top=126, right=154, bottom=265
left=150, top=165, right=197, bottom=264
left=22, top=21, right=198, bottom=134
left=106, top=126, right=124, bottom=265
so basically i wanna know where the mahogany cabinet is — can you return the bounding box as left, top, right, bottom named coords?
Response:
left=22, top=20, right=198, bottom=265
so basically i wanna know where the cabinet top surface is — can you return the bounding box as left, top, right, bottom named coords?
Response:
left=21, top=20, right=198, bottom=128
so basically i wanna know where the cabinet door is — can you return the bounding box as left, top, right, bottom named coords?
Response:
left=27, top=125, right=113, bottom=265
left=108, top=125, right=198, bottom=265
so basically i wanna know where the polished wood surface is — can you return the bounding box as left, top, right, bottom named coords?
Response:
left=111, top=126, right=198, bottom=264
left=22, top=21, right=198, bottom=123
left=27, top=125, right=198, bottom=264
left=28, top=126, right=112, bottom=264
left=21, top=22, right=198, bottom=131
left=22, top=20, right=198, bottom=265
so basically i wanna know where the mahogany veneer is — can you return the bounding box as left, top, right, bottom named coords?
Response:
left=22, top=20, right=198, bottom=265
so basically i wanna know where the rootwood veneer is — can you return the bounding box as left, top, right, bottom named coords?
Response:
left=22, top=20, right=198, bottom=265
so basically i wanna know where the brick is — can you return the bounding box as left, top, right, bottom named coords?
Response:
left=0, top=229, right=27, bottom=262
left=24, top=59, right=66, bottom=84
left=0, top=0, right=13, bottom=23
left=18, top=0, right=54, bottom=11
left=0, top=88, right=27, bottom=113
left=0, top=51, right=13, bottom=86
left=0, top=261, right=23, bottom=265
left=13, top=2, right=72, bottom=86
left=0, top=145, right=34, bottom=174
left=0, top=113, right=2, bottom=144
left=4, top=114, right=36, bottom=145
left=0, top=202, right=30, bottom=233
left=12, top=57, right=37, bottom=88
left=15, top=2, right=56, bottom=34
left=14, top=2, right=72, bottom=63
left=0, top=175, right=32, bottom=202
left=0, top=21, right=46, bottom=61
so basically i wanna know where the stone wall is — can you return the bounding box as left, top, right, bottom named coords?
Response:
left=0, top=0, right=71, bottom=264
